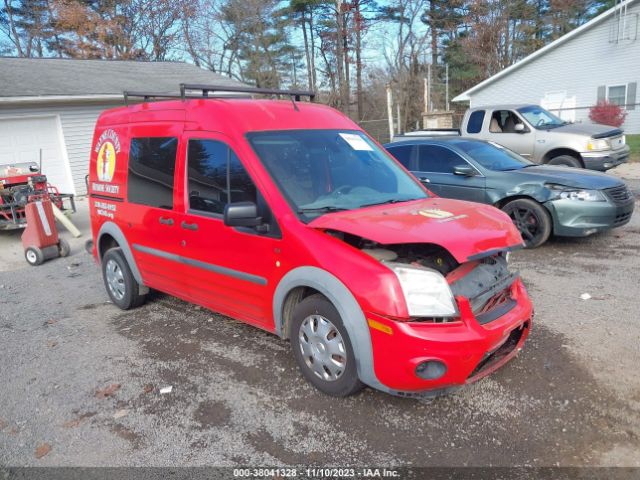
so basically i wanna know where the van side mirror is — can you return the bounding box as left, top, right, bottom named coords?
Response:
left=514, top=123, right=526, bottom=133
left=224, top=202, right=263, bottom=228
left=453, top=165, right=476, bottom=176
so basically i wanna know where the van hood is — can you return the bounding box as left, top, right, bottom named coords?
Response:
left=549, top=123, right=622, bottom=138
left=309, top=198, right=523, bottom=262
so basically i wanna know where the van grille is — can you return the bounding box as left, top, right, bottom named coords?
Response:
left=604, top=185, right=633, bottom=205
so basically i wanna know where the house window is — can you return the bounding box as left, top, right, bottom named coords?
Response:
left=608, top=85, right=627, bottom=106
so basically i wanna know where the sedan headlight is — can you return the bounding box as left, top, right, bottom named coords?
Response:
left=387, top=263, right=458, bottom=317
left=547, top=184, right=606, bottom=202
left=587, top=138, right=609, bottom=151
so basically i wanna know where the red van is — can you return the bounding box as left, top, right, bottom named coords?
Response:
left=88, top=85, right=532, bottom=397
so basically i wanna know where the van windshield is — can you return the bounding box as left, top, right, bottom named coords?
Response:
left=246, top=129, right=427, bottom=220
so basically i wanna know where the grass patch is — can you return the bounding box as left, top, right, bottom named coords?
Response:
left=627, top=134, right=640, bottom=162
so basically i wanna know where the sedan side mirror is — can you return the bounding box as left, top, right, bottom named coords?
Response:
left=453, top=165, right=476, bottom=176
left=224, top=201, right=263, bottom=228
left=514, top=123, right=526, bottom=133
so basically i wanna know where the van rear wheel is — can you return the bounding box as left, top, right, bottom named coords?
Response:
left=289, top=294, right=364, bottom=397
left=102, top=248, right=146, bottom=310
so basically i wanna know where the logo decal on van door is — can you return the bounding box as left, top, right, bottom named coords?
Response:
left=95, top=129, right=121, bottom=182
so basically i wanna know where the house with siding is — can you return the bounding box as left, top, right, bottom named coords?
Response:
left=0, top=58, right=244, bottom=195
left=453, top=0, right=640, bottom=134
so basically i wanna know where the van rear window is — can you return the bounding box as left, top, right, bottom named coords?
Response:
left=127, top=137, right=178, bottom=209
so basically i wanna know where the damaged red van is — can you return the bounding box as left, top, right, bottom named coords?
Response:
left=88, top=84, right=533, bottom=397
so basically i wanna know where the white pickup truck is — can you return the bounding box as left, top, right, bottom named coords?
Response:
left=403, top=104, right=630, bottom=171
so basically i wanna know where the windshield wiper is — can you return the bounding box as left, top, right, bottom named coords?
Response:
left=298, top=206, right=350, bottom=214
left=359, top=198, right=416, bottom=208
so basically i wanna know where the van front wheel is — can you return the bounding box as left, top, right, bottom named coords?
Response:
left=102, top=248, right=146, bottom=310
left=289, top=294, right=364, bottom=397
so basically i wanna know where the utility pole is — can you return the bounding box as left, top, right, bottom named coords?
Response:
left=424, top=77, right=429, bottom=115
left=427, top=64, right=432, bottom=112
left=445, top=63, right=449, bottom=112
left=386, top=84, right=394, bottom=141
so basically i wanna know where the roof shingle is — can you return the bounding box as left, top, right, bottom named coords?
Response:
left=0, top=57, right=245, bottom=98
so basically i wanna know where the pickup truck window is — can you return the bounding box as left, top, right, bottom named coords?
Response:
left=490, top=110, right=525, bottom=133
left=467, top=111, right=485, bottom=134
left=247, top=129, right=427, bottom=220
left=456, top=141, right=533, bottom=171
left=417, top=145, right=466, bottom=173
left=517, top=106, right=566, bottom=129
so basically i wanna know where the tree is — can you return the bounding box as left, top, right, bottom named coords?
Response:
left=289, top=0, right=325, bottom=91
left=220, top=0, right=296, bottom=88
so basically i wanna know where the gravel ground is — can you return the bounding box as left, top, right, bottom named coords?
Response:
left=1, top=179, right=639, bottom=468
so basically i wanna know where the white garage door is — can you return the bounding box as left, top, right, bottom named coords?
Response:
left=0, top=116, right=75, bottom=195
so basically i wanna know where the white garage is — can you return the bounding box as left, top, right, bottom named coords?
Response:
left=0, top=57, right=246, bottom=195
left=0, top=116, right=75, bottom=194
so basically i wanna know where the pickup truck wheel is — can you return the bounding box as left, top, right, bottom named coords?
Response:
left=548, top=155, right=582, bottom=168
left=289, top=294, right=364, bottom=397
left=102, top=248, right=146, bottom=310
left=502, top=199, right=552, bottom=248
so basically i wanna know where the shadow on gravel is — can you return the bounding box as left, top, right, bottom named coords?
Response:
left=109, top=292, right=636, bottom=466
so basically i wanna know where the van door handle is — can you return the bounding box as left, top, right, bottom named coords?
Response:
left=419, top=177, right=430, bottom=183
left=159, top=217, right=174, bottom=226
left=181, top=221, right=199, bottom=231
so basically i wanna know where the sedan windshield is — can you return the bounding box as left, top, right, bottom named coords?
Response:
left=517, top=105, right=566, bottom=129
left=246, top=130, right=427, bottom=220
left=456, top=141, right=534, bottom=171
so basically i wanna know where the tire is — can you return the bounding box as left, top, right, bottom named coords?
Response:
left=289, top=294, right=364, bottom=397
left=58, top=238, right=71, bottom=257
left=85, top=240, right=94, bottom=255
left=502, top=198, right=552, bottom=248
left=547, top=155, right=582, bottom=168
left=102, top=247, right=146, bottom=310
left=25, top=246, right=44, bottom=266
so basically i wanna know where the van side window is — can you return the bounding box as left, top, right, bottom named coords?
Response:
left=467, top=111, right=485, bottom=134
left=188, top=139, right=256, bottom=215
left=128, top=137, right=178, bottom=209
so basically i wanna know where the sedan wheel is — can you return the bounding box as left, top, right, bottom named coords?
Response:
left=502, top=198, right=552, bottom=248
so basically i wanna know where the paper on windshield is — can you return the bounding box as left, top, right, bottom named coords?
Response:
left=339, top=133, right=373, bottom=151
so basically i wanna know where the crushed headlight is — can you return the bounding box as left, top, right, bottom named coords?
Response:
left=587, top=138, right=609, bottom=151
left=547, top=184, right=606, bottom=202
left=387, top=263, right=458, bottom=317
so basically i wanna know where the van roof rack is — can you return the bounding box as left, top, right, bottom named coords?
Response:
left=123, top=84, right=316, bottom=110
left=179, top=84, right=316, bottom=103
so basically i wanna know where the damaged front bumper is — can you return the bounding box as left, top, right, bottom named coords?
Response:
left=545, top=191, right=635, bottom=237
left=366, top=261, right=532, bottom=396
